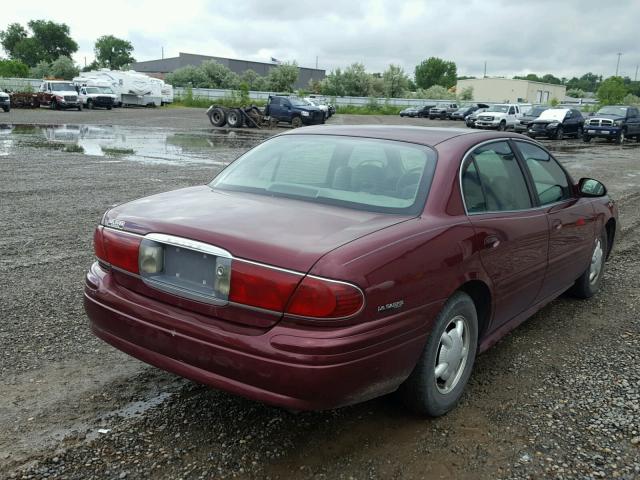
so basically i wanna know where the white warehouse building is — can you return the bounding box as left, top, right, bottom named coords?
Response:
left=456, top=78, right=567, bottom=104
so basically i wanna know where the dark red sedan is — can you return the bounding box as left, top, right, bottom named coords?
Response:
left=85, top=126, right=618, bottom=416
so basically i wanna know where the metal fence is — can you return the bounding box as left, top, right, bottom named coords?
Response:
left=0, top=77, right=42, bottom=91
left=174, top=87, right=468, bottom=107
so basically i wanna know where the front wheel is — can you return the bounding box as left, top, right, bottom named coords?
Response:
left=583, top=135, right=592, bottom=143
left=398, top=291, right=478, bottom=416
left=87, top=100, right=94, bottom=110
left=497, top=121, right=506, bottom=131
left=555, top=126, right=564, bottom=140
left=570, top=230, right=607, bottom=299
left=576, top=126, right=583, bottom=139
left=2, top=106, right=8, bottom=113
left=291, top=116, right=303, bottom=128
left=616, top=129, right=626, bottom=145
left=77, top=104, right=82, bottom=111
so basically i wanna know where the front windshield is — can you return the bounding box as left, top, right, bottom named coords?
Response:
left=304, top=99, right=317, bottom=106
left=529, top=106, right=548, bottom=116
left=210, top=135, right=437, bottom=215
left=289, top=97, right=308, bottom=107
left=486, top=105, right=509, bottom=113
left=597, top=106, right=627, bottom=116
left=99, top=87, right=114, bottom=94
left=51, top=83, right=75, bottom=91
left=85, top=87, right=100, bottom=94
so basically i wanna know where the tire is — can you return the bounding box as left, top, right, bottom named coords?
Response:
left=87, top=100, right=94, bottom=110
left=2, top=106, right=8, bottom=113
left=570, top=229, right=607, bottom=299
left=268, top=117, right=279, bottom=128
left=616, top=129, right=626, bottom=145
left=398, top=291, right=478, bottom=416
left=497, top=121, right=506, bottom=131
left=291, top=116, right=303, bottom=128
left=226, top=109, right=244, bottom=128
left=554, top=126, right=563, bottom=140
left=583, top=135, right=592, bottom=143
left=50, top=100, right=57, bottom=110
left=208, top=107, right=227, bottom=127
left=576, top=126, right=583, bottom=139
left=107, top=105, right=112, bottom=110
left=77, top=104, right=82, bottom=111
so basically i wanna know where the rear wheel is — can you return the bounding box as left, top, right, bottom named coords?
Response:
left=570, top=229, right=607, bottom=299
left=268, top=117, right=279, bottom=128
left=398, top=292, right=478, bottom=416
left=208, top=107, right=227, bottom=127
left=226, top=109, right=244, bottom=128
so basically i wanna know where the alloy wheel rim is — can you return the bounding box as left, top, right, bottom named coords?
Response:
left=434, top=315, right=470, bottom=394
left=589, top=238, right=604, bottom=284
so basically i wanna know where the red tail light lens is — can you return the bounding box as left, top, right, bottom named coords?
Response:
left=286, top=276, right=364, bottom=319
left=100, top=228, right=142, bottom=274
left=93, top=226, right=107, bottom=261
left=229, top=261, right=301, bottom=312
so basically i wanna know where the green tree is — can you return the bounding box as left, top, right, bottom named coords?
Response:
left=200, top=60, right=240, bottom=88
left=165, top=65, right=210, bottom=88
left=320, top=68, right=346, bottom=96
left=566, top=88, right=585, bottom=98
left=458, top=86, right=474, bottom=101
left=415, top=57, right=457, bottom=89
left=0, top=58, right=29, bottom=77
left=94, top=35, right=135, bottom=69
left=240, top=69, right=268, bottom=91
left=622, top=93, right=640, bottom=106
left=342, top=63, right=370, bottom=96
left=49, top=55, right=79, bottom=79
left=30, top=60, right=50, bottom=78
left=597, top=76, right=627, bottom=105
left=0, top=20, right=77, bottom=66
left=267, top=62, right=299, bottom=92
left=419, top=85, right=455, bottom=100
left=382, top=64, right=409, bottom=98
left=0, top=23, right=28, bottom=55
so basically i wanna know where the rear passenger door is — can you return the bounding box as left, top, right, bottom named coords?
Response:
left=513, top=141, right=596, bottom=299
left=627, top=107, right=640, bottom=136
left=461, top=140, right=549, bottom=328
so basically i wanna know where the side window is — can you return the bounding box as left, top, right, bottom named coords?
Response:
left=508, top=106, right=515, bottom=115
left=461, top=158, right=486, bottom=213
left=271, top=97, right=280, bottom=106
left=468, top=141, right=532, bottom=212
left=515, top=141, right=571, bottom=205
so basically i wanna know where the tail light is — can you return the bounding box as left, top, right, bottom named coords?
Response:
left=229, top=261, right=301, bottom=312
left=94, top=226, right=141, bottom=274
left=286, top=276, right=364, bottom=319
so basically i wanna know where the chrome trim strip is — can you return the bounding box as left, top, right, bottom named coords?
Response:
left=102, top=226, right=144, bottom=238
left=145, top=233, right=232, bottom=258
left=234, top=257, right=305, bottom=276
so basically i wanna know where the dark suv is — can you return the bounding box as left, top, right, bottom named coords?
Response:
left=514, top=106, right=549, bottom=134
left=529, top=108, right=584, bottom=140
left=583, top=105, right=640, bottom=144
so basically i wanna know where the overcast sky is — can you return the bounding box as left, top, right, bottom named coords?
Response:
left=4, top=0, right=640, bottom=80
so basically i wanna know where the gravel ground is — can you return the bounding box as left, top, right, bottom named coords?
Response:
left=1, top=108, right=639, bottom=479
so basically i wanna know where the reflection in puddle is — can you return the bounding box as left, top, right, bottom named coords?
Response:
left=0, top=123, right=269, bottom=166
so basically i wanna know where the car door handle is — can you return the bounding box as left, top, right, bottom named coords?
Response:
left=484, top=235, right=500, bottom=249
left=552, top=219, right=562, bottom=230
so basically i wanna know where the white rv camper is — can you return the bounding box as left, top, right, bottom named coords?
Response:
left=76, top=70, right=165, bottom=107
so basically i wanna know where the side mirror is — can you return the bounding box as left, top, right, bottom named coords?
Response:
left=578, top=178, right=606, bottom=197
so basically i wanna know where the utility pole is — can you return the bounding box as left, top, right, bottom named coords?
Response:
left=161, top=46, right=164, bottom=59
left=615, top=52, right=622, bottom=76
left=483, top=61, right=487, bottom=78
left=315, top=56, right=318, bottom=69
left=635, top=64, right=639, bottom=82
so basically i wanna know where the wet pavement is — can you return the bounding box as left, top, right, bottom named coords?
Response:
left=0, top=123, right=270, bottom=166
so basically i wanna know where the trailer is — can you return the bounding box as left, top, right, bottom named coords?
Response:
left=206, top=105, right=268, bottom=128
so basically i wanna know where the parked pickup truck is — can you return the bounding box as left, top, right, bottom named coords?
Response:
left=0, top=91, right=9, bottom=112
left=264, top=96, right=325, bottom=128
left=78, top=86, right=116, bottom=110
left=475, top=104, right=524, bottom=131
left=37, top=81, right=82, bottom=110
left=583, top=105, right=640, bottom=144
left=429, top=102, right=458, bottom=120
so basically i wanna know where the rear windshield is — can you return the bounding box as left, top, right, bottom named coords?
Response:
left=210, top=135, right=437, bottom=215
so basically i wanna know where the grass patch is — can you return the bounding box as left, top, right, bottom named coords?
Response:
left=335, top=104, right=405, bottom=115
left=102, top=147, right=135, bottom=156
left=64, top=144, right=84, bottom=153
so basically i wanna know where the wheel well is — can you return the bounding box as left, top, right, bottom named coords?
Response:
left=458, top=280, right=491, bottom=340
left=605, top=218, right=616, bottom=258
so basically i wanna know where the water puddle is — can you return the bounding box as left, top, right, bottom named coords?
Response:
left=0, top=123, right=269, bottom=166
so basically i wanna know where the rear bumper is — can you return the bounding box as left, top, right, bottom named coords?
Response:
left=84, top=262, right=436, bottom=410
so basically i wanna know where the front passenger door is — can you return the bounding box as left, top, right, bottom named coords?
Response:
left=461, top=140, right=549, bottom=328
